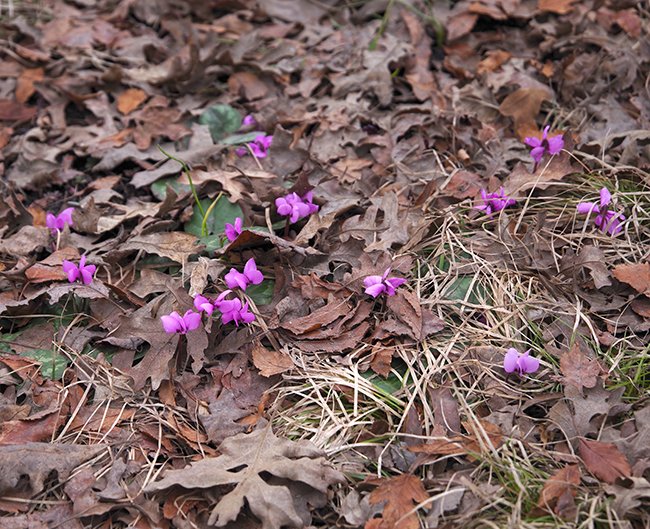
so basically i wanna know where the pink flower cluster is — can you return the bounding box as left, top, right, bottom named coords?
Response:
left=225, top=217, right=243, bottom=242
left=503, top=348, right=540, bottom=375
left=475, top=188, right=516, bottom=216
left=524, top=126, right=564, bottom=164
left=224, top=258, right=263, bottom=290
left=235, top=134, right=273, bottom=158
left=62, top=255, right=96, bottom=285
left=576, top=187, right=625, bottom=236
left=363, top=268, right=406, bottom=298
left=275, top=191, right=319, bottom=223
left=46, top=207, right=74, bottom=235
left=194, top=291, right=255, bottom=326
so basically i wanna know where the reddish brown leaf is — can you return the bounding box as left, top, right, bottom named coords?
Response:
left=366, top=473, right=429, bottom=529
left=0, top=98, right=36, bottom=121
left=537, top=465, right=581, bottom=519
left=579, top=438, right=631, bottom=484
left=499, top=88, right=550, bottom=139
left=612, top=262, right=650, bottom=296
left=15, top=67, right=44, bottom=104
left=560, top=343, right=603, bottom=390
left=369, top=345, right=393, bottom=377
left=117, top=87, right=147, bottom=115
left=538, top=0, right=576, bottom=15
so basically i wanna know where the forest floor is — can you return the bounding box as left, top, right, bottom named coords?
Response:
left=0, top=0, right=649, bottom=528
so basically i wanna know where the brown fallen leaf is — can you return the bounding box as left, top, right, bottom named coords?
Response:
left=538, top=0, right=576, bottom=15
left=117, top=87, right=148, bottom=115
left=121, top=232, right=202, bottom=264
left=499, top=88, right=550, bottom=139
left=604, top=477, right=650, bottom=519
left=612, top=262, right=650, bottom=296
left=145, top=426, right=345, bottom=528
left=579, top=438, right=631, bottom=484
left=15, top=67, right=44, bottom=104
left=503, top=156, right=575, bottom=196
left=0, top=443, right=105, bottom=495
left=0, top=98, right=36, bottom=121
left=251, top=343, right=294, bottom=377
left=537, top=465, right=581, bottom=519
left=559, top=343, right=604, bottom=390
left=365, top=473, right=429, bottom=529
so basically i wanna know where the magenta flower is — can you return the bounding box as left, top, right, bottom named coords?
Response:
left=475, top=188, right=516, bottom=216
left=503, top=348, right=540, bottom=375
left=218, top=296, right=256, bottom=326
left=62, top=255, right=96, bottom=285
left=275, top=191, right=319, bottom=223
left=524, top=126, right=564, bottom=164
left=242, top=114, right=256, bottom=127
left=194, top=294, right=216, bottom=316
left=235, top=134, right=273, bottom=158
left=224, top=258, right=264, bottom=291
left=363, top=268, right=407, bottom=298
left=46, top=207, right=74, bottom=234
left=225, top=217, right=243, bottom=242
left=576, top=187, right=625, bottom=236
left=161, top=310, right=202, bottom=334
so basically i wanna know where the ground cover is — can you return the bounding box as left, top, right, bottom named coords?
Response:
left=0, top=1, right=649, bottom=528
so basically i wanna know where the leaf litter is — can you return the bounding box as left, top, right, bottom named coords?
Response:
left=0, top=0, right=649, bottom=528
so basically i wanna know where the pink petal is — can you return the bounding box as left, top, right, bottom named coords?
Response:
left=59, top=207, right=74, bottom=226
left=62, top=261, right=79, bottom=283
left=363, top=275, right=383, bottom=288
left=576, top=202, right=598, bottom=215
left=385, top=277, right=406, bottom=292
left=243, top=258, right=263, bottom=285
left=161, top=312, right=183, bottom=333
left=599, top=187, right=611, bottom=208
left=520, top=352, right=540, bottom=374
left=225, top=269, right=248, bottom=290
left=80, top=264, right=96, bottom=285
left=182, top=310, right=202, bottom=331
left=503, top=348, right=520, bottom=373
left=546, top=134, right=564, bottom=155
left=530, top=146, right=545, bottom=163
left=365, top=283, right=386, bottom=298
left=524, top=137, right=541, bottom=148
left=46, top=213, right=57, bottom=230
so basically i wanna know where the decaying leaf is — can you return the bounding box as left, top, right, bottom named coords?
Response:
left=365, top=473, right=429, bottom=529
left=145, top=426, right=345, bottom=528
left=251, top=344, right=294, bottom=377
left=612, top=262, right=650, bottom=295
left=559, top=343, right=604, bottom=390
left=579, top=438, right=631, bottom=484
left=537, top=465, right=581, bottom=519
left=0, top=443, right=106, bottom=495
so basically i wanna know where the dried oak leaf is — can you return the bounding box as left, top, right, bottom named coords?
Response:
left=145, top=426, right=345, bottom=528
left=121, top=232, right=202, bottom=264
left=604, top=477, right=650, bottom=519
left=559, top=343, right=604, bottom=390
left=536, top=465, right=581, bottom=519
left=579, top=438, right=631, bottom=484
left=365, top=473, right=429, bottom=529
left=0, top=443, right=105, bottom=495
left=612, top=262, right=650, bottom=296
left=251, top=343, right=293, bottom=377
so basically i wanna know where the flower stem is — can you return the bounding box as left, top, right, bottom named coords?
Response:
left=158, top=146, right=205, bottom=218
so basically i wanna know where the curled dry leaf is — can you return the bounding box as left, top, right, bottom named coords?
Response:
left=365, top=473, right=429, bottom=529
left=537, top=465, right=581, bottom=519
left=145, top=426, right=345, bottom=528
left=612, top=262, right=650, bottom=296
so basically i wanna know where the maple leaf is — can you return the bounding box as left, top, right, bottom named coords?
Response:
left=579, top=438, right=631, bottom=484
left=365, top=473, right=429, bottom=529
left=145, top=426, right=345, bottom=528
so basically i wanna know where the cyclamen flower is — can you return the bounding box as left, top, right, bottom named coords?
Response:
left=576, top=187, right=625, bottom=236
left=235, top=134, right=273, bottom=158
left=62, top=255, right=96, bottom=285
left=275, top=191, right=319, bottom=223
left=364, top=268, right=407, bottom=298
left=224, top=258, right=264, bottom=291
left=46, top=207, right=74, bottom=234
left=503, top=348, right=540, bottom=375
left=218, top=296, right=256, bottom=326
left=475, top=188, right=516, bottom=216
left=225, top=217, right=243, bottom=242
left=524, top=126, right=564, bottom=164
left=242, top=114, right=256, bottom=127
left=161, top=310, right=202, bottom=334
left=194, top=294, right=216, bottom=316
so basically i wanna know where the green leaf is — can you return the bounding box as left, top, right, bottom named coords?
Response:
left=21, top=348, right=69, bottom=380
left=0, top=332, right=20, bottom=353
left=247, top=280, right=275, bottom=306
left=443, top=276, right=486, bottom=304
left=151, top=176, right=191, bottom=201
left=184, top=198, right=244, bottom=238
left=199, top=105, right=242, bottom=142
left=221, top=131, right=263, bottom=146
